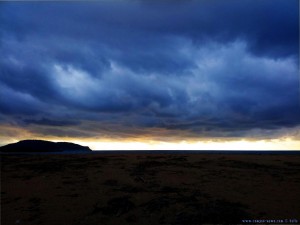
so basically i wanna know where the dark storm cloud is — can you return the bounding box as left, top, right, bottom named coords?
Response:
left=21, top=118, right=80, bottom=127
left=0, top=0, right=299, bottom=140
left=0, top=83, right=45, bottom=115
left=1, top=0, right=298, bottom=58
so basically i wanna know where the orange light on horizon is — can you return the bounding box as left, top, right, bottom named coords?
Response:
left=0, top=125, right=299, bottom=150
left=71, top=138, right=300, bottom=151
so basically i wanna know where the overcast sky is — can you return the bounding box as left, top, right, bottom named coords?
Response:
left=0, top=0, right=299, bottom=149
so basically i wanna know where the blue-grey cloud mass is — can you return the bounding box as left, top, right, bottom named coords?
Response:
left=0, top=0, right=299, bottom=142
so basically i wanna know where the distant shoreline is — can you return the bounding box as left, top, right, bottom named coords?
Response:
left=1, top=150, right=300, bottom=155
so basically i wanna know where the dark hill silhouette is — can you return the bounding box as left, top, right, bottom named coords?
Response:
left=0, top=140, right=91, bottom=153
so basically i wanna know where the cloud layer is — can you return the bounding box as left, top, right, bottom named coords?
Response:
left=0, top=0, right=299, bottom=144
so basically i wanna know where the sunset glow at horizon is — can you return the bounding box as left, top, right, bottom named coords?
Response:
left=83, top=139, right=300, bottom=151
left=2, top=135, right=300, bottom=151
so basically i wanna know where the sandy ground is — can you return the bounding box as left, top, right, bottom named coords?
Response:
left=1, top=153, right=300, bottom=225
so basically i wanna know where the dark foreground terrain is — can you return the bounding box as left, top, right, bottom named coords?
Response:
left=1, top=152, right=300, bottom=225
